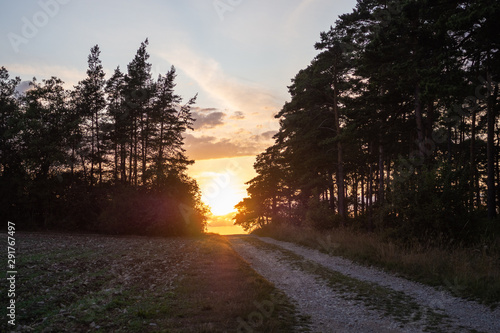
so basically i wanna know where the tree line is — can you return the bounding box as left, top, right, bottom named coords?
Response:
left=1, top=39, right=207, bottom=235
left=235, top=0, right=500, bottom=243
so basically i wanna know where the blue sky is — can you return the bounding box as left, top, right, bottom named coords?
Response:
left=1, top=0, right=357, bottom=222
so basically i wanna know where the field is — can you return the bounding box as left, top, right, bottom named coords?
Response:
left=1, top=233, right=300, bottom=332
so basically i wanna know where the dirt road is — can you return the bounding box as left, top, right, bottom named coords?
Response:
left=227, top=235, right=500, bottom=333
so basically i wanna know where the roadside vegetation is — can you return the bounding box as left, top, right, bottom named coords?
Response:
left=1, top=233, right=301, bottom=332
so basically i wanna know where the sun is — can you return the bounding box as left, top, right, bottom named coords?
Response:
left=198, top=172, right=245, bottom=216
left=204, top=186, right=241, bottom=216
left=188, top=157, right=257, bottom=218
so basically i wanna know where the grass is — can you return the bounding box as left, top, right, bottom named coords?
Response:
left=1, top=232, right=303, bottom=332
left=243, top=236, right=453, bottom=333
left=254, top=224, right=500, bottom=307
left=160, top=234, right=306, bottom=332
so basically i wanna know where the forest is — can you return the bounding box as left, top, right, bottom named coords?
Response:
left=234, top=0, right=500, bottom=244
left=0, top=40, right=207, bottom=236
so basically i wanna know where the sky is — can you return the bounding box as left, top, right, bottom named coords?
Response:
left=1, top=0, right=357, bottom=234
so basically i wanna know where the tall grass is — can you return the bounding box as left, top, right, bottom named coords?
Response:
left=254, top=224, right=500, bottom=307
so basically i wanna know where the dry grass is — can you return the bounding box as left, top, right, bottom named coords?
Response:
left=256, top=224, right=500, bottom=307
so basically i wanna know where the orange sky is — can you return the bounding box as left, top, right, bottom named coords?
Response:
left=187, top=156, right=257, bottom=233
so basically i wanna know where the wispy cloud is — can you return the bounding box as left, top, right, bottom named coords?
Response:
left=184, top=134, right=262, bottom=160
left=285, top=0, right=316, bottom=31
left=230, top=111, right=245, bottom=120
left=4, top=63, right=84, bottom=88
left=156, top=46, right=282, bottom=115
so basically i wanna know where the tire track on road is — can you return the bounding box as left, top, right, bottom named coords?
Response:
left=228, top=235, right=499, bottom=333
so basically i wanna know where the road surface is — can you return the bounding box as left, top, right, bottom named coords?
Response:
left=227, top=235, right=500, bottom=333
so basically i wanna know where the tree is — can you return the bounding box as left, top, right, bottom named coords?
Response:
left=0, top=67, right=22, bottom=222
left=73, top=45, right=107, bottom=186
left=237, top=0, right=499, bottom=242
left=106, top=66, right=127, bottom=183
left=20, top=77, right=75, bottom=227
left=1, top=40, right=207, bottom=235
left=149, top=67, right=196, bottom=187
left=123, top=39, right=153, bottom=186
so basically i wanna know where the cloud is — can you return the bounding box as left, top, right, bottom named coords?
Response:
left=15, top=81, right=33, bottom=94
left=199, top=107, right=218, bottom=112
left=208, top=212, right=237, bottom=227
left=285, top=0, right=316, bottom=31
left=4, top=63, right=84, bottom=88
left=192, top=110, right=226, bottom=129
left=184, top=134, right=262, bottom=160
left=157, top=46, right=282, bottom=114
left=249, top=130, right=278, bottom=143
left=260, top=130, right=278, bottom=140
left=230, top=111, right=245, bottom=120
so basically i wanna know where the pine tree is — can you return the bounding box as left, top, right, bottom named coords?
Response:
left=106, top=67, right=127, bottom=183
left=123, top=39, right=153, bottom=186
left=73, top=45, right=107, bottom=186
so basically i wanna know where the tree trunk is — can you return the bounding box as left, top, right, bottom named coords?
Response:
left=95, top=110, right=102, bottom=185
left=486, top=77, right=498, bottom=219
left=121, top=142, right=127, bottom=184
left=129, top=131, right=133, bottom=185
left=368, top=163, right=373, bottom=231
left=329, top=171, right=335, bottom=211
left=361, top=175, right=365, bottom=214
left=470, top=108, right=477, bottom=211
left=133, top=116, right=138, bottom=186
left=90, top=114, right=95, bottom=187
left=353, top=175, right=358, bottom=218
left=378, top=143, right=385, bottom=204
left=141, top=113, right=147, bottom=185
left=333, top=86, right=345, bottom=221
left=70, top=144, right=75, bottom=179
left=447, top=124, right=453, bottom=164
left=114, top=140, right=119, bottom=182
left=80, top=155, right=87, bottom=181
left=157, top=120, right=165, bottom=186
left=414, top=83, right=426, bottom=158
left=386, top=159, right=391, bottom=203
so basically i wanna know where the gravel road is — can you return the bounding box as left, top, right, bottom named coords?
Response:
left=227, top=235, right=500, bottom=333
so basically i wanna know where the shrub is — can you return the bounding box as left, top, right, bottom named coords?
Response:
left=98, top=187, right=206, bottom=236
left=305, top=196, right=337, bottom=230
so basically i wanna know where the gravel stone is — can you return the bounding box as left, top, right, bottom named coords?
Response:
left=228, top=235, right=500, bottom=333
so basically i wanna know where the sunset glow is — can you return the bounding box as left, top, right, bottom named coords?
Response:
left=201, top=179, right=242, bottom=216
left=188, top=156, right=256, bottom=214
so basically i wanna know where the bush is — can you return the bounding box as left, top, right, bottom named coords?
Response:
left=381, top=163, right=485, bottom=243
left=98, top=187, right=206, bottom=236
left=305, top=196, right=338, bottom=230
